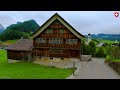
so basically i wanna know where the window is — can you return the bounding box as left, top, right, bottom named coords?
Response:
left=66, top=39, right=78, bottom=44
left=60, top=39, right=63, bottom=44
left=46, top=29, right=53, bottom=34
left=49, top=38, right=63, bottom=44
left=36, top=38, right=39, bottom=43
left=60, top=29, right=64, bottom=34
left=36, top=38, right=46, bottom=43
left=49, top=29, right=53, bottom=33
left=46, top=29, right=49, bottom=34
left=66, top=39, right=69, bottom=44
left=54, top=39, right=59, bottom=44
left=69, top=39, right=73, bottom=44
left=74, top=39, right=78, bottom=45
left=49, top=38, right=52, bottom=44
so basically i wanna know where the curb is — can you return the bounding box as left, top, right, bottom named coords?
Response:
left=66, top=66, right=81, bottom=79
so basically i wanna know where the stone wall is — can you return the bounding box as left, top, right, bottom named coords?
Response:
left=106, top=62, right=120, bottom=75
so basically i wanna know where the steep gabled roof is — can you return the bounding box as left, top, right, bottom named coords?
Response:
left=31, top=13, right=85, bottom=39
left=5, top=39, right=33, bottom=51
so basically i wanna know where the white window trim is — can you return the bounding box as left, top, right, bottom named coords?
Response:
left=49, top=38, right=63, bottom=44
left=66, top=39, right=78, bottom=45
left=36, top=38, right=46, bottom=43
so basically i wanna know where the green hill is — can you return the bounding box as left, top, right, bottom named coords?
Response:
left=0, top=20, right=39, bottom=41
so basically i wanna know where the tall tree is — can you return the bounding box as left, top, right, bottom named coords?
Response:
left=89, top=41, right=96, bottom=56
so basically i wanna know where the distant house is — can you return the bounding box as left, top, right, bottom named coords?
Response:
left=110, top=43, right=120, bottom=47
left=5, top=13, right=85, bottom=61
left=96, top=42, right=106, bottom=47
left=115, top=40, right=119, bottom=44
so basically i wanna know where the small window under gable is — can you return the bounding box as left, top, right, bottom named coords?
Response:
left=46, top=29, right=49, bottom=34
left=49, top=29, right=53, bottom=33
left=46, top=29, right=53, bottom=34
left=60, top=29, right=64, bottom=34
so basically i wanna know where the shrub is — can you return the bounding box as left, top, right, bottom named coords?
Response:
left=89, top=41, right=96, bottom=47
left=96, top=47, right=106, bottom=57
left=106, top=55, right=112, bottom=61
left=110, top=46, right=120, bottom=59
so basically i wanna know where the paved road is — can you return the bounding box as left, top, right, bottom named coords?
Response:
left=74, top=58, right=120, bottom=79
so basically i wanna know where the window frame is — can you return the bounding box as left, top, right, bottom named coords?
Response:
left=36, top=38, right=46, bottom=43
left=49, top=38, right=63, bottom=44
left=66, top=39, right=78, bottom=45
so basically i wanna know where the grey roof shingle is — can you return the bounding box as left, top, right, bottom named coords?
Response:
left=5, top=39, right=33, bottom=51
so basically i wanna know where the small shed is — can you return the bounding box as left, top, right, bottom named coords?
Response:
left=5, top=39, right=34, bottom=61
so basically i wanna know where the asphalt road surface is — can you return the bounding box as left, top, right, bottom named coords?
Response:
left=74, top=58, right=120, bottom=79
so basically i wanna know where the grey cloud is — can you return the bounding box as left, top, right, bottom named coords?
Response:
left=0, top=11, right=120, bottom=34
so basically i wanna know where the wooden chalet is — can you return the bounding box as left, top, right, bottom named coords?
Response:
left=31, top=13, right=85, bottom=59
left=6, top=13, right=85, bottom=61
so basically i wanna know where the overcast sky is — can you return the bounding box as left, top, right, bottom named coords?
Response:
left=0, top=11, right=120, bottom=35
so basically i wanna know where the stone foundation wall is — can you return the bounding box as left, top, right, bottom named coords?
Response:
left=8, top=59, right=20, bottom=63
left=33, top=56, right=70, bottom=61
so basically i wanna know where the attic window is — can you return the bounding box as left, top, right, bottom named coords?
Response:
left=60, top=29, right=64, bottom=34
left=46, top=29, right=53, bottom=34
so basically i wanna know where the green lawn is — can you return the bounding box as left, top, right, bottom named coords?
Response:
left=0, top=50, right=72, bottom=79
left=109, top=58, right=120, bottom=62
left=0, top=40, right=18, bottom=45
left=99, top=39, right=114, bottom=44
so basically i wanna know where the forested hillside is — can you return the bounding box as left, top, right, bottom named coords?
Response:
left=85, top=33, right=120, bottom=41
left=0, top=20, right=39, bottom=41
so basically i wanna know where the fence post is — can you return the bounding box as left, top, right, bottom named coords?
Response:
left=73, top=61, right=75, bottom=75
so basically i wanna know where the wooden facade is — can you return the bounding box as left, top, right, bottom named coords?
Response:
left=6, top=13, right=85, bottom=61
left=6, top=39, right=33, bottom=61
left=32, top=13, right=85, bottom=59
left=7, top=50, right=33, bottom=61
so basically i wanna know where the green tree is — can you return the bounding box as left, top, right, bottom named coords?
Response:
left=1, top=29, right=29, bottom=41
left=89, top=41, right=95, bottom=47
left=81, top=40, right=96, bottom=56
left=105, top=46, right=112, bottom=55
left=96, top=47, right=106, bottom=57
left=86, top=45, right=92, bottom=55
left=89, top=41, right=96, bottom=56
left=81, top=40, right=86, bottom=55
left=110, top=46, right=120, bottom=59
